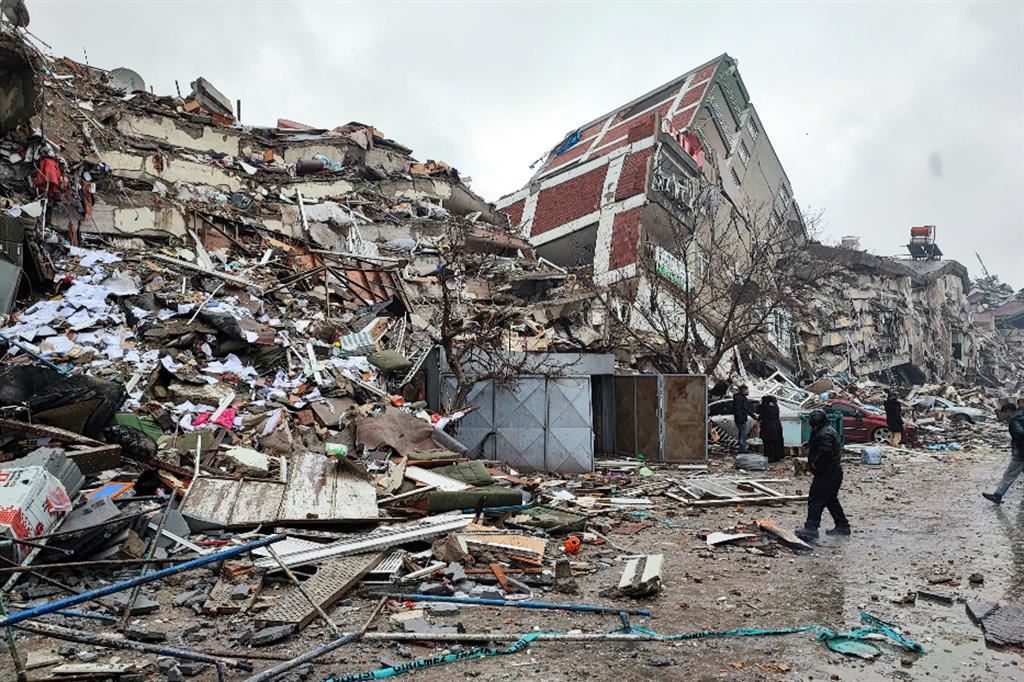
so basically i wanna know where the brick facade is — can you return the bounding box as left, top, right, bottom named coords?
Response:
left=614, top=148, right=653, bottom=202
left=609, top=207, right=643, bottom=270
left=501, top=198, right=525, bottom=228
left=530, top=165, right=607, bottom=236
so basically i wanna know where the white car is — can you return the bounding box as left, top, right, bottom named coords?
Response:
left=915, top=396, right=990, bottom=424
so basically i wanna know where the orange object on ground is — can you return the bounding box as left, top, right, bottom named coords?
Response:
left=563, top=535, right=582, bottom=555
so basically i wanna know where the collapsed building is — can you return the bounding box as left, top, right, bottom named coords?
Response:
left=792, top=239, right=975, bottom=385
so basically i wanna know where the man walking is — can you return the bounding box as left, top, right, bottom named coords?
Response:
left=733, top=385, right=752, bottom=454
left=982, top=403, right=1024, bottom=505
left=796, top=409, right=850, bottom=540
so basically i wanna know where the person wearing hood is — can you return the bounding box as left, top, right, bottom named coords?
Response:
left=884, top=391, right=904, bottom=446
left=983, top=403, right=1024, bottom=505
left=796, top=409, right=849, bottom=540
left=759, top=395, right=784, bottom=463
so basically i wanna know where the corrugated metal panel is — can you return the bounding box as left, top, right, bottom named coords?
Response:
left=494, top=378, right=546, bottom=472
left=258, top=553, right=380, bottom=629
left=443, top=379, right=495, bottom=459
left=545, top=377, right=593, bottom=473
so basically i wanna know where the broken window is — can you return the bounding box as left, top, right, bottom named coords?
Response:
left=535, top=223, right=598, bottom=268
left=737, top=139, right=750, bottom=166
left=730, top=167, right=742, bottom=187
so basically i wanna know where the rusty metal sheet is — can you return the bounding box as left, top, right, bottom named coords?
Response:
left=613, top=377, right=636, bottom=455
left=635, top=376, right=660, bottom=459
left=662, top=374, right=707, bottom=462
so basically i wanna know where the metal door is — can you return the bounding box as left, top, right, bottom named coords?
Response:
left=662, top=374, right=707, bottom=462
left=545, top=377, right=593, bottom=473
left=494, top=378, right=547, bottom=472
left=443, top=379, right=496, bottom=459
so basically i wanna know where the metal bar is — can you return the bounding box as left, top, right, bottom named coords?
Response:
left=0, top=557, right=189, bottom=575
left=377, top=485, right=436, bottom=505
left=746, top=481, right=785, bottom=497
left=244, top=597, right=385, bottom=682
left=14, top=620, right=252, bottom=671
left=0, top=534, right=285, bottom=628
left=117, top=495, right=175, bottom=630
left=383, top=593, right=650, bottom=616
left=265, top=546, right=339, bottom=636
left=1, top=594, right=27, bottom=682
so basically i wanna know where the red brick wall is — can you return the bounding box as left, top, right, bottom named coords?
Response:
left=692, top=62, right=719, bottom=83
left=531, top=165, right=607, bottom=236
left=545, top=139, right=592, bottom=172
left=614, top=148, right=653, bottom=202
left=588, top=136, right=631, bottom=162
left=609, top=207, right=643, bottom=270
left=671, top=105, right=697, bottom=129
left=501, top=199, right=525, bottom=228
left=677, top=82, right=707, bottom=111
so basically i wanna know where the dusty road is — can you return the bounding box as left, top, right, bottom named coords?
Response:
left=5, top=446, right=1024, bottom=682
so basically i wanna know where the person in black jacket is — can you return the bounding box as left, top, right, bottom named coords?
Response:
left=759, top=395, right=785, bottom=463
left=733, top=385, right=751, bottom=454
left=983, top=403, right=1024, bottom=505
left=884, top=391, right=904, bottom=446
left=796, top=409, right=849, bottom=540
left=709, top=377, right=733, bottom=401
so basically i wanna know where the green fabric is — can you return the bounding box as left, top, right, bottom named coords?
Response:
left=426, top=486, right=523, bottom=513
left=113, top=413, right=163, bottom=441
left=433, top=461, right=494, bottom=486
left=513, top=506, right=587, bottom=532
left=367, top=350, right=412, bottom=372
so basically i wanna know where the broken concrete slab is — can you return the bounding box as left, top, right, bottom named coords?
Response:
left=249, top=624, right=297, bottom=646
left=966, top=600, right=999, bottom=625
left=980, top=602, right=1024, bottom=647
left=101, top=592, right=160, bottom=615
left=124, top=626, right=167, bottom=643
left=616, top=554, right=663, bottom=598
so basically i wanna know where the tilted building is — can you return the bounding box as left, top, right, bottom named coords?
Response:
left=496, top=54, right=800, bottom=284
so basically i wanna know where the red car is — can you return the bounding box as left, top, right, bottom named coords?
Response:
left=824, top=400, right=918, bottom=444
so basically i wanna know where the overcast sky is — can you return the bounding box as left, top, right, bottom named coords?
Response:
left=29, top=0, right=1024, bottom=287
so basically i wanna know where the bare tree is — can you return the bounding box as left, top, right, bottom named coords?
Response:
left=590, top=178, right=833, bottom=376
left=430, top=222, right=545, bottom=410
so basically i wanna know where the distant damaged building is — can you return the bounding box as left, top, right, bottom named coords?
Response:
left=796, top=240, right=975, bottom=384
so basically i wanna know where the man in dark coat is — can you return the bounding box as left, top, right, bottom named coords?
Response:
left=796, top=409, right=849, bottom=540
left=884, top=391, right=904, bottom=446
left=733, top=385, right=751, bottom=454
left=709, top=377, right=733, bottom=401
left=983, top=403, right=1024, bottom=505
left=759, top=395, right=785, bottom=463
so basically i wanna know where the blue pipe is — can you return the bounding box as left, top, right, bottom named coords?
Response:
left=385, top=593, right=650, bottom=616
left=0, top=534, right=285, bottom=628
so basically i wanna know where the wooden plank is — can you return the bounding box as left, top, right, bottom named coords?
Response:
left=181, top=478, right=239, bottom=527
left=756, top=518, right=813, bottom=549
left=229, top=479, right=285, bottom=525
left=281, top=452, right=337, bottom=522
left=689, top=494, right=807, bottom=507
left=747, top=480, right=785, bottom=497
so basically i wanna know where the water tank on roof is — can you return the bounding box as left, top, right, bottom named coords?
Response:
left=108, top=67, right=146, bottom=94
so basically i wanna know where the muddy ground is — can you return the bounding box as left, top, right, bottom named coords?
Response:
left=5, top=445, right=1024, bottom=682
